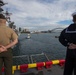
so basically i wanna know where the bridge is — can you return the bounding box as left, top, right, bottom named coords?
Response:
left=48, top=27, right=64, bottom=33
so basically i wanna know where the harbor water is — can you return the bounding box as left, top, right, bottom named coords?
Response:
left=13, top=32, right=66, bottom=65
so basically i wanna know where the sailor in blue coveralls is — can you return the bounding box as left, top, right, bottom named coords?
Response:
left=59, top=12, right=76, bottom=75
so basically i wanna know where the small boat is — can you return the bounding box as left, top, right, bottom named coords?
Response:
left=26, top=34, right=31, bottom=39
left=55, top=36, right=59, bottom=38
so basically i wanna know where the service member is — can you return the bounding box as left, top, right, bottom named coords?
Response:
left=0, top=14, right=18, bottom=75
left=59, top=12, right=76, bottom=75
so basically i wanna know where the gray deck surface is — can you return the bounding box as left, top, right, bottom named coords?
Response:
left=14, top=65, right=64, bottom=75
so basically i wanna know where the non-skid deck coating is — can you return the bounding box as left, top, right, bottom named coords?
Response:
left=14, top=65, right=64, bottom=75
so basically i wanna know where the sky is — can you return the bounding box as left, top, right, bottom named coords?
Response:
left=2, top=0, right=76, bottom=31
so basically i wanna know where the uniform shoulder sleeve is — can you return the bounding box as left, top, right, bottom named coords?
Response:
left=8, top=27, right=18, bottom=41
left=59, top=28, right=68, bottom=46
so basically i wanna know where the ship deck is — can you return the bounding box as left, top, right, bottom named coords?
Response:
left=12, top=53, right=65, bottom=75
left=13, top=65, right=64, bottom=75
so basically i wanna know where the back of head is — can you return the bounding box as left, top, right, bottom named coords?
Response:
left=0, top=14, right=6, bottom=24
left=72, top=12, right=76, bottom=22
left=0, top=14, right=6, bottom=19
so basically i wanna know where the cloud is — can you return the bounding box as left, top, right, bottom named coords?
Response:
left=3, top=0, right=76, bottom=31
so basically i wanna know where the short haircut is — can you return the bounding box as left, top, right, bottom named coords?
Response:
left=73, top=15, right=76, bottom=22
left=0, top=14, right=6, bottom=19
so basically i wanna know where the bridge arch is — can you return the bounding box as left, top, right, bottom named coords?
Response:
left=48, top=27, right=64, bottom=32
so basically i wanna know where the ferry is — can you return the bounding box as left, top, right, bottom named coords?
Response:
left=0, top=1, right=65, bottom=75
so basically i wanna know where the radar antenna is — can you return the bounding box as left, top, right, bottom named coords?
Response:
left=0, top=0, right=7, bottom=13
left=3, top=9, right=12, bottom=23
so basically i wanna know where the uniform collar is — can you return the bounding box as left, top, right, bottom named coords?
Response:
left=65, top=24, right=76, bottom=33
